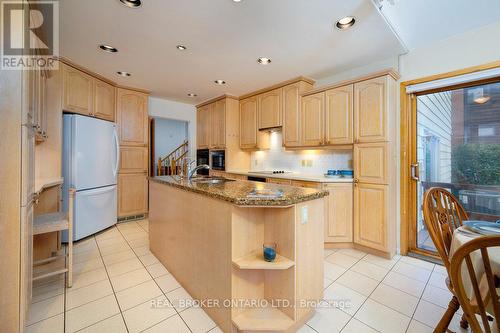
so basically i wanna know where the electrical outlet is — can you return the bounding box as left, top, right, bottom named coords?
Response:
left=254, top=160, right=259, bottom=166
left=301, top=160, right=305, bottom=167
left=306, top=160, right=313, bottom=167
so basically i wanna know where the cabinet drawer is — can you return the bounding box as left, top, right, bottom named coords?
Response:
left=291, top=180, right=321, bottom=189
left=266, top=178, right=291, bottom=185
left=119, top=147, right=148, bottom=173
left=354, top=143, right=388, bottom=184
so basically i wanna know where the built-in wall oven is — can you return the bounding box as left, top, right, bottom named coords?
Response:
left=210, top=150, right=225, bottom=171
left=196, top=149, right=209, bottom=175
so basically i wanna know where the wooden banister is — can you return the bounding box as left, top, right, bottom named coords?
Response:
left=157, top=140, right=189, bottom=176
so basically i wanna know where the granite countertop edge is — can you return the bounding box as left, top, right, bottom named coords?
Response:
left=150, top=177, right=329, bottom=206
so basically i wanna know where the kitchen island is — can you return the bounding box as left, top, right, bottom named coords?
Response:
left=149, top=176, right=328, bottom=332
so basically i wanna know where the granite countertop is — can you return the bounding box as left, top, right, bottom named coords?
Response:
left=150, top=176, right=329, bottom=207
left=225, top=170, right=354, bottom=183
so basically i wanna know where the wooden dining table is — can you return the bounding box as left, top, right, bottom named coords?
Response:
left=450, top=227, right=500, bottom=332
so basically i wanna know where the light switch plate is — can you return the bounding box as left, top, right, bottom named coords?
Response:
left=301, top=206, right=308, bottom=224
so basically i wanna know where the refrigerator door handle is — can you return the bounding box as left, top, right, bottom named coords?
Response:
left=113, top=128, right=120, bottom=178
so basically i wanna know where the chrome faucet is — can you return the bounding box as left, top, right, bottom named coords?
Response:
left=188, top=164, right=210, bottom=179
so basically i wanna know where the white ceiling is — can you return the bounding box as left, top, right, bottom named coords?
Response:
left=60, top=0, right=405, bottom=103
left=377, top=0, right=500, bottom=50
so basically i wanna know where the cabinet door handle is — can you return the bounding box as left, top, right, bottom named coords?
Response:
left=411, top=163, right=420, bottom=181
left=354, top=178, right=359, bottom=186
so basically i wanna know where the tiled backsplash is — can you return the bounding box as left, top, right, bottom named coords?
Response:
left=250, top=132, right=353, bottom=175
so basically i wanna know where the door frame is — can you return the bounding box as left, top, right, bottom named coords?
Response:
left=400, top=60, right=500, bottom=257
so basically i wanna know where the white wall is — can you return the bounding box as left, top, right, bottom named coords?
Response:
left=149, top=97, right=197, bottom=161
left=154, top=117, right=188, bottom=161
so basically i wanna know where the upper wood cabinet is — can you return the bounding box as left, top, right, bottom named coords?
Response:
left=210, top=100, right=226, bottom=149
left=240, top=97, right=258, bottom=149
left=118, top=173, right=148, bottom=217
left=258, top=88, right=282, bottom=129
left=62, top=64, right=94, bottom=116
left=93, top=79, right=115, bottom=122
left=324, top=183, right=353, bottom=243
left=282, top=83, right=302, bottom=147
left=196, top=105, right=211, bottom=149
left=301, top=92, right=324, bottom=146
left=325, top=85, right=353, bottom=145
left=354, top=76, right=388, bottom=143
left=354, top=183, right=388, bottom=252
left=117, top=88, right=149, bottom=146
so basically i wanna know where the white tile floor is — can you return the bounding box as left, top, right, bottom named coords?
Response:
left=27, top=220, right=471, bottom=333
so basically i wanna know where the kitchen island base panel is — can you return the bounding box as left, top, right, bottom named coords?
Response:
left=149, top=181, right=324, bottom=332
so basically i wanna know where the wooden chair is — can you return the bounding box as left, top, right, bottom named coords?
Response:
left=423, top=187, right=469, bottom=332
left=450, top=236, right=500, bottom=333
left=32, top=188, right=74, bottom=287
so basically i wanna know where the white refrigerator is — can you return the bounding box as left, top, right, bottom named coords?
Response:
left=62, top=114, right=119, bottom=241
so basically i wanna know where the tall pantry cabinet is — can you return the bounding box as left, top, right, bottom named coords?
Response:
left=353, top=75, right=397, bottom=255
left=117, top=88, right=149, bottom=218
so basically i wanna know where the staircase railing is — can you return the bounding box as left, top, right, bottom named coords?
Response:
left=157, top=140, right=189, bottom=176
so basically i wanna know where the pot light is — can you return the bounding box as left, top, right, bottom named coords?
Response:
left=257, top=57, right=271, bottom=65
left=471, top=88, right=491, bottom=104
left=187, top=93, right=197, bottom=97
left=116, top=71, right=131, bottom=77
left=214, top=80, right=226, bottom=85
left=176, top=45, right=187, bottom=51
left=232, top=0, right=242, bottom=2
left=335, top=16, right=355, bottom=30
left=119, top=0, right=142, bottom=8
left=99, top=44, right=118, bottom=53
left=474, top=96, right=491, bottom=104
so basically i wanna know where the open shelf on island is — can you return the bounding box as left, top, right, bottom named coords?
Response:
left=232, top=305, right=295, bottom=332
left=232, top=251, right=295, bottom=270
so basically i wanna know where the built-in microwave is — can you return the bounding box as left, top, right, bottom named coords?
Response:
left=210, top=150, right=225, bottom=171
left=196, top=149, right=210, bottom=175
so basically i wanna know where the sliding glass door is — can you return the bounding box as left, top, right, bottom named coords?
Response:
left=410, top=80, right=500, bottom=255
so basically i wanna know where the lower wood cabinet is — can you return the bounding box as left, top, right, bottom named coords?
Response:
left=324, top=183, right=353, bottom=243
left=353, top=183, right=388, bottom=252
left=118, top=173, right=148, bottom=217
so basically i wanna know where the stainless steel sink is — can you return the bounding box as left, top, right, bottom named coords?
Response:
left=190, top=177, right=234, bottom=184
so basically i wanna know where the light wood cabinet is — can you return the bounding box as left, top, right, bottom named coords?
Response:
left=196, top=105, right=210, bottom=149
left=290, top=180, right=321, bottom=189
left=324, top=183, right=353, bottom=243
left=354, top=76, right=387, bottom=143
left=240, top=97, right=258, bottom=148
left=258, top=88, right=282, bottom=129
left=354, top=143, right=388, bottom=185
left=325, top=85, right=353, bottom=145
left=354, top=183, right=388, bottom=252
left=93, top=79, right=115, bottom=122
left=282, top=83, right=301, bottom=147
left=118, top=173, right=148, bottom=217
left=301, top=92, right=324, bottom=146
left=117, top=88, right=149, bottom=146
left=119, top=147, right=148, bottom=173
left=210, top=100, right=226, bottom=149
left=266, top=178, right=291, bottom=185
left=62, top=64, right=94, bottom=116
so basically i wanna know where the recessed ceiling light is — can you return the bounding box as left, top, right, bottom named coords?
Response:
left=232, top=0, right=242, bottom=2
left=257, top=57, right=271, bottom=65
left=187, top=93, right=197, bottom=97
left=335, top=16, right=355, bottom=30
left=176, top=45, right=187, bottom=51
left=214, top=80, right=226, bottom=85
left=99, top=44, right=118, bottom=53
left=118, top=0, right=142, bottom=8
left=117, top=71, right=131, bottom=77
